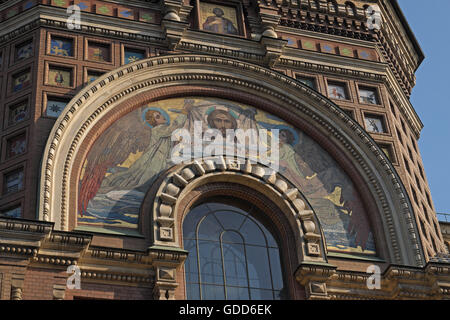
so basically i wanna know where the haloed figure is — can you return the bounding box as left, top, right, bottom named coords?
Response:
left=207, top=109, right=238, bottom=137
left=99, top=107, right=188, bottom=192
left=203, top=7, right=238, bottom=35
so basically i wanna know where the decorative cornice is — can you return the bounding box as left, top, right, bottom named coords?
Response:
left=0, top=6, right=423, bottom=136
left=38, top=54, right=423, bottom=268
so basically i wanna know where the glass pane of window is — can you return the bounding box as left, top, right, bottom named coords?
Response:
left=252, top=218, right=277, bottom=248
left=269, top=248, right=284, bottom=291
left=186, top=283, right=200, bottom=300
left=222, top=242, right=247, bottom=287
left=184, top=239, right=199, bottom=283
left=202, top=284, right=225, bottom=300
left=197, top=214, right=223, bottom=241
left=198, top=240, right=223, bottom=285
left=246, top=246, right=272, bottom=289
left=226, top=286, right=249, bottom=300
left=250, top=288, right=274, bottom=300
left=183, top=205, right=206, bottom=240
left=183, top=199, right=285, bottom=300
left=215, top=211, right=246, bottom=231
left=222, top=230, right=244, bottom=244
left=239, top=217, right=266, bottom=246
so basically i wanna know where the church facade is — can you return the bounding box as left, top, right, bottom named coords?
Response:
left=0, top=0, right=449, bottom=300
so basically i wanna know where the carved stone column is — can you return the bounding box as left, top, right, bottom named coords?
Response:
left=53, top=284, right=66, bottom=300
left=10, top=274, right=25, bottom=300
left=153, top=266, right=178, bottom=300
left=160, top=0, right=192, bottom=50
left=295, top=263, right=337, bottom=300
left=256, top=3, right=287, bottom=67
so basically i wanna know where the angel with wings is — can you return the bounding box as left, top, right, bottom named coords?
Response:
left=78, top=100, right=192, bottom=227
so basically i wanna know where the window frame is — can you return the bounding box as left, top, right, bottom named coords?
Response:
left=182, top=198, right=286, bottom=300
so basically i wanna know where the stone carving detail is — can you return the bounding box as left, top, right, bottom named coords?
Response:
left=10, top=274, right=24, bottom=300
left=53, top=284, right=66, bottom=300
left=158, top=267, right=175, bottom=282
left=39, top=54, right=423, bottom=268
left=152, top=156, right=326, bottom=262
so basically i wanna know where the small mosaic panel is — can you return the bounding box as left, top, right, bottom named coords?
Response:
left=283, top=36, right=297, bottom=48
left=124, top=48, right=145, bottom=64
left=139, top=10, right=157, bottom=23
left=48, top=67, right=72, bottom=87
left=320, top=43, right=336, bottom=54
left=46, top=97, right=69, bottom=118
left=88, top=42, right=111, bottom=62
left=296, top=76, right=316, bottom=90
left=0, top=205, right=21, bottom=218
left=4, top=169, right=24, bottom=194
left=365, top=115, right=386, bottom=133
left=50, top=37, right=74, bottom=57
left=8, top=101, right=28, bottom=126
left=6, top=134, right=26, bottom=158
left=12, top=71, right=31, bottom=93
left=379, top=144, right=393, bottom=161
left=5, top=7, right=19, bottom=19
left=15, top=41, right=33, bottom=61
left=87, top=70, right=105, bottom=84
left=328, top=82, right=348, bottom=100
left=118, top=7, right=134, bottom=20
left=51, top=0, right=69, bottom=7
left=301, top=39, right=317, bottom=51
left=95, top=3, right=114, bottom=16
left=73, top=0, right=91, bottom=11
left=23, top=1, right=37, bottom=10
left=199, top=2, right=239, bottom=36
left=339, top=46, right=355, bottom=58
left=359, top=87, right=379, bottom=105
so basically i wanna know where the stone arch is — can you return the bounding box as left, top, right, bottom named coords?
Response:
left=38, top=54, right=424, bottom=267
left=145, top=157, right=328, bottom=265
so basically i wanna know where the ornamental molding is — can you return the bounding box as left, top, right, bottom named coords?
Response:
left=38, top=54, right=423, bottom=268
left=0, top=8, right=423, bottom=135
left=297, top=263, right=450, bottom=300
left=150, top=157, right=328, bottom=264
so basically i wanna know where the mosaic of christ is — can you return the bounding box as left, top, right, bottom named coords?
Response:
left=200, top=2, right=239, bottom=35
left=78, top=97, right=376, bottom=255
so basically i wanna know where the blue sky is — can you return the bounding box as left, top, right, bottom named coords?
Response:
left=397, top=1, right=450, bottom=215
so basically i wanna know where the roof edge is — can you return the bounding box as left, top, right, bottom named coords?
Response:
left=390, top=0, right=425, bottom=69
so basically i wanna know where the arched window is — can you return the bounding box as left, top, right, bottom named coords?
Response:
left=183, top=197, right=286, bottom=300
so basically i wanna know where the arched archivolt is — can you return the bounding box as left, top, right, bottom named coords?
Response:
left=146, top=157, right=328, bottom=265
left=38, top=54, right=424, bottom=267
